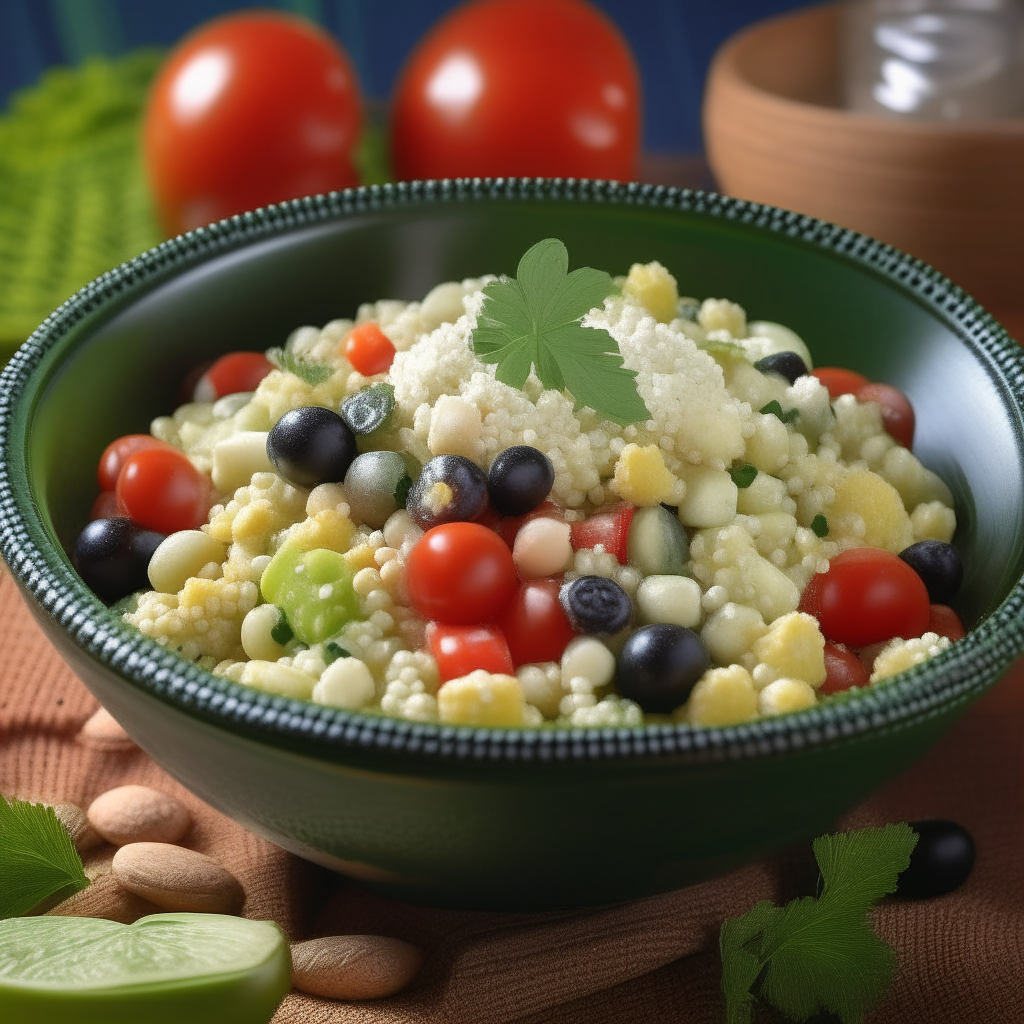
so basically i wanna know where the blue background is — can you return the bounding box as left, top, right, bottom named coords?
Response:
left=0, top=0, right=811, bottom=153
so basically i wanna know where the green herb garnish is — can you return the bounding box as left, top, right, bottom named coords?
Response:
left=269, top=611, right=293, bottom=646
left=812, top=514, right=829, bottom=538
left=473, top=239, right=649, bottom=427
left=0, top=795, right=89, bottom=918
left=341, top=381, right=396, bottom=435
left=266, top=347, right=334, bottom=387
left=760, top=399, right=799, bottom=424
left=324, top=642, right=351, bottom=664
left=720, top=823, right=917, bottom=1024
left=729, top=464, right=758, bottom=489
left=394, top=474, right=413, bottom=507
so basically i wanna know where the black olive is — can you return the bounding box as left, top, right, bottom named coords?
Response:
left=266, top=406, right=357, bottom=487
left=899, top=540, right=964, bottom=604
left=406, top=455, right=488, bottom=529
left=559, top=576, right=632, bottom=634
left=74, top=517, right=165, bottom=604
left=754, top=351, right=809, bottom=384
left=614, top=624, right=709, bottom=713
left=487, top=445, right=555, bottom=516
left=896, top=820, right=975, bottom=899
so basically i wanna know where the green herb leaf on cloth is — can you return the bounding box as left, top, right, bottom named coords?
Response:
left=266, top=347, right=334, bottom=386
left=473, top=238, right=650, bottom=427
left=0, top=795, right=89, bottom=918
left=720, top=822, right=918, bottom=1024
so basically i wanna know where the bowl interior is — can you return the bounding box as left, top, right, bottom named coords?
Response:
left=23, top=193, right=1024, bottom=636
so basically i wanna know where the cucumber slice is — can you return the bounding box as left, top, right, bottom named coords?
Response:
left=626, top=506, right=689, bottom=576
left=0, top=914, right=290, bottom=1024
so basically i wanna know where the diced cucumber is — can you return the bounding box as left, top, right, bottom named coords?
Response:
left=626, top=506, right=689, bottom=576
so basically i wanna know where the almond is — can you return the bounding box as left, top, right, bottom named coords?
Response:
left=88, top=785, right=191, bottom=846
left=112, top=842, right=244, bottom=915
left=290, top=935, right=423, bottom=1000
left=50, top=801, right=103, bottom=853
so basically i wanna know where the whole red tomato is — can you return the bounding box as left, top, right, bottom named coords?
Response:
left=144, top=12, right=362, bottom=236
left=391, top=0, right=640, bottom=181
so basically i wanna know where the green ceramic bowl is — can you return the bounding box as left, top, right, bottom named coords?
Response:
left=3, top=180, right=1024, bottom=910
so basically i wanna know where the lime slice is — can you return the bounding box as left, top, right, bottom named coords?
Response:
left=0, top=914, right=291, bottom=1024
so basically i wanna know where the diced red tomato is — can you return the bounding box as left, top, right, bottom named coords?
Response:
left=498, top=501, right=562, bottom=549
left=90, top=491, right=122, bottom=521
left=194, top=352, right=275, bottom=402
left=426, top=621, right=514, bottom=682
left=97, top=434, right=178, bottom=492
left=343, top=322, right=396, bottom=376
left=799, top=547, right=931, bottom=648
left=820, top=640, right=869, bottom=694
left=405, top=522, right=518, bottom=624
left=855, top=382, right=915, bottom=449
left=569, top=502, right=636, bottom=565
left=927, top=604, right=966, bottom=642
left=498, top=578, right=577, bottom=666
left=812, top=367, right=870, bottom=399
left=116, top=447, right=211, bottom=534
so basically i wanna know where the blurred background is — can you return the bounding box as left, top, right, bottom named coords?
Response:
left=0, top=0, right=806, bottom=159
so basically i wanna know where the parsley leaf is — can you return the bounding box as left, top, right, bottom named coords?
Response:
left=760, top=399, right=799, bottom=424
left=0, top=795, right=89, bottom=918
left=812, top=513, right=829, bottom=538
left=729, top=464, right=758, bottom=489
left=473, top=238, right=650, bottom=427
left=720, top=822, right=917, bottom=1024
left=266, top=347, right=334, bottom=387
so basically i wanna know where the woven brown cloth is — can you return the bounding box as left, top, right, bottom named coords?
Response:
left=1, top=569, right=1021, bottom=1023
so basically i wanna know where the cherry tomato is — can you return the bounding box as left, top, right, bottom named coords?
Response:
left=90, top=491, right=122, bottom=521
left=426, top=622, right=514, bottom=681
left=799, top=547, right=931, bottom=648
left=391, top=0, right=640, bottom=181
left=98, top=434, right=177, bottom=492
left=498, top=579, right=577, bottom=666
left=570, top=503, right=636, bottom=565
left=819, top=640, right=869, bottom=695
left=811, top=366, right=869, bottom=399
left=344, top=323, right=396, bottom=377
left=405, top=522, right=518, bottom=624
left=194, top=352, right=275, bottom=402
left=927, top=604, right=966, bottom=642
left=144, top=12, right=362, bottom=236
left=855, top=382, right=915, bottom=449
left=116, top=448, right=210, bottom=534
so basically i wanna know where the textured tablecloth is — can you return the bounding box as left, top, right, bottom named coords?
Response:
left=1, top=569, right=1021, bottom=1023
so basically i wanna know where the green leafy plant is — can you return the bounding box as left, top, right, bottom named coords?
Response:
left=473, top=238, right=650, bottom=427
left=0, top=795, right=89, bottom=918
left=729, top=464, right=758, bottom=489
left=760, top=399, right=799, bottom=424
left=266, top=347, right=334, bottom=386
left=720, top=822, right=917, bottom=1024
left=812, top=514, right=829, bottom=538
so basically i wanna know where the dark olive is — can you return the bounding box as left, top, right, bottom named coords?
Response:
left=754, top=351, right=809, bottom=384
left=266, top=406, right=357, bottom=487
left=406, top=455, right=488, bottom=529
left=896, top=819, right=975, bottom=899
left=559, top=576, right=632, bottom=634
left=487, top=445, right=554, bottom=516
left=614, top=624, right=709, bottom=713
left=899, top=540, right=964, bottom=604
left=73, top=517, right=165, bottom=604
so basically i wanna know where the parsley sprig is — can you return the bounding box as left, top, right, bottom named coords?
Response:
left=473, top=239, right=650, bottom=427
left=720, top=823, right=917, bottom=1024
left=266, top=347, right=334, bottom=387
left=0, top=795, right=89, bottom=918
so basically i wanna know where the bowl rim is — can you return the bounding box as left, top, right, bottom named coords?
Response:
left=2, top=176, right=1023, bottom=767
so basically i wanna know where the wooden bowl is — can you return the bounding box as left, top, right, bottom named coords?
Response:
left=704, top=3, right=1024, bottom=339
